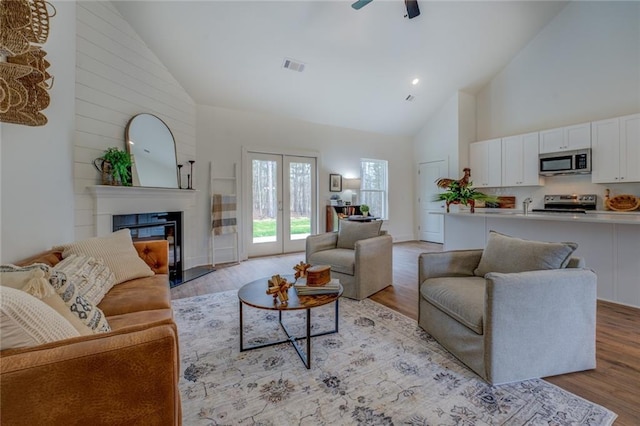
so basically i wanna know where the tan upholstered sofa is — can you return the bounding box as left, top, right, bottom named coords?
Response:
left=0, top=240, right=181, bottom=425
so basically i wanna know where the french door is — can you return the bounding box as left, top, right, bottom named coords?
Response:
left=247, top=152, right=317, bottom=257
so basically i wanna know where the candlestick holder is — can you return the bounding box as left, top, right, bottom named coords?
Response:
left=177, top=164, right=183, bottom=189
left=188, top=160, right=195, bottom=189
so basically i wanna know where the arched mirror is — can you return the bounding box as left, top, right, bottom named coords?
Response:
left=125, top=114, right=179, bottom=188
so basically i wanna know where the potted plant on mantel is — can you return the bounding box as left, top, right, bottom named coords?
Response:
left=359, top=204, right=370, bottom=216
left=93, top=147, right=132, bottom=186
left=434, top=181, right=497, bottom=213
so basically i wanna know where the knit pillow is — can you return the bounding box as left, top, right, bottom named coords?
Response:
left=0, top=265, right=93, bottom=336
left=0, top=263, right=111, bottom=335
left=337, top=220, right=383, bottom=249
left=0, top=286, right=80, bottom=350
left=54, top=254, right=116, bottom=305
left=53, top=229, right=153, bottom=285
left=474, top=231, right=578, bottom=277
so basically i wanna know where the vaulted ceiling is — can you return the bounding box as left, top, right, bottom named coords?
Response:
left=114, top=1, right=568, bottom=136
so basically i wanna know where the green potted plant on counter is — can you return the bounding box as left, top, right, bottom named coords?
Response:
left=93, top=147, right=132, bottom=186
left=434, top=181, right=497, bottom=213
left=359, top=204, right=370, bottom=216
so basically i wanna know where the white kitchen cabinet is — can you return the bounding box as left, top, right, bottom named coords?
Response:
left=591, top=118, right=620, bottom=183
left=502, top=132, right=543, bottom=186
left=469, top=142, right=485, bottom=186
left=592, top=113, right=640, bottom=183
left=470, top=138, right=501, bottom=187
left=538, top=128, right=563, bottom=154
left=621, top=114, right=640, bottom=182
left=539, top=122, right=591, bottom=153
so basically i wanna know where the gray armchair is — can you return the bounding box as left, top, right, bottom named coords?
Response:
left=306, top=220, right=392, bottom=300
left=418, top=231, right=597, bottom=385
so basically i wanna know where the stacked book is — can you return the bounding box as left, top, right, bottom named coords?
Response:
left=294, top=278, right=341, bottom=295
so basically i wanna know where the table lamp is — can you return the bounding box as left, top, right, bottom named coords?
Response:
left=343, top=178, right=361, bottom=204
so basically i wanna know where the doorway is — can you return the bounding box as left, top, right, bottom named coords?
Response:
left=418, top=160, right=447, bottom=243
left=246, top=151, right=317, bottom=257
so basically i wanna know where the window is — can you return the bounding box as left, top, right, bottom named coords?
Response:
left=360, top=158, right=388, bottom=220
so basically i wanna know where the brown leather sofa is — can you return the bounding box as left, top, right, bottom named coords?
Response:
left=0, top=240, right=181, bottom=425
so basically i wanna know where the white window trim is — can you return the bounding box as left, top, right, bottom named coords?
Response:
left=360, top=158, right=389, bottom=220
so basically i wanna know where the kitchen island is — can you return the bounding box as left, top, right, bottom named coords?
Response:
left=440, top=209, right=640, bottom=308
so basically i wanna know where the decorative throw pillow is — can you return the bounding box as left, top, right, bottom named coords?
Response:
left=474, top=231, right=578, bottom=277
left=336, top=220, right=383, bottom=249
left=0, top=265, right=93, bottom=336
left=53, top=229, right=154, bottom=285
left=54, top=254, right=116, bottom=306
left=0, top=286, right=80, bottom=350
left=46, top=268, right=111, bottom=333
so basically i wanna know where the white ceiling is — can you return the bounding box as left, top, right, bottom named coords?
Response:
left=113, top=1, right=568, bottom=136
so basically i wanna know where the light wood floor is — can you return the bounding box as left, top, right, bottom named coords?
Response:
left=171, top=241, right=640, bottom=425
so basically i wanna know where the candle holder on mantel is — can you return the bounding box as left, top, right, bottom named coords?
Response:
left=177, top=164, right=183, bottom=189
left=188, top=160, right=195, bottom=189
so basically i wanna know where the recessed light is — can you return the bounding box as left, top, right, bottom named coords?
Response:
left=411, top=78, right=420, bottom=85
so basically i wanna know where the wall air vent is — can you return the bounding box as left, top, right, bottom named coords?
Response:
left=282, top=58, right=306, bottom=72
left=405, top=94, right=415, bottom=102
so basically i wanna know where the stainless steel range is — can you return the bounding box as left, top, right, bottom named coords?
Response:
left=531, top=194, right=597, bottom=214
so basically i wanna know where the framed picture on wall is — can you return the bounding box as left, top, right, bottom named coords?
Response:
left=329, top=174, right=342, bottom=192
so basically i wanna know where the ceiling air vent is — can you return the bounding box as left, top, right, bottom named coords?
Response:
left=283, top=58, right=306, bottom=73
left=405, top=94, right=415, bottom=102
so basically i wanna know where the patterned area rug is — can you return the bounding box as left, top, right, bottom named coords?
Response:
left=174, top=291, right=616, bottom=425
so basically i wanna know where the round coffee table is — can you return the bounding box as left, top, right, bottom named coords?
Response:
left=238, top=275, right=343, bottom=369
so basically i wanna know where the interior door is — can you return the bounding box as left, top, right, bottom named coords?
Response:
left=248, top=152, right=316, bottom=257
left=419, top=160, right=447, bottom=243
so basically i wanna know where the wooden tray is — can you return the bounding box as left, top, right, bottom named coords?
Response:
left=497, top=196, right=516, bottom=209
left=481, top=196, right=516, bottom=209
left=606, top=194, right=640, bottom=211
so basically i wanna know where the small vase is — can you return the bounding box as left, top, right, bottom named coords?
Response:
left=445, top=200, right=474, bottom=213
left=94, top=158, right=118, bottom=185
left=446, top=200, right=459, bottom=213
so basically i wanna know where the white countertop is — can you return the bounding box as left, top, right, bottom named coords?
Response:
left=438, top=209, right=640, bottom=225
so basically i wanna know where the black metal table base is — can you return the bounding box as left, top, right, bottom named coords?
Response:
left=239, top=300, right=339, bottom=369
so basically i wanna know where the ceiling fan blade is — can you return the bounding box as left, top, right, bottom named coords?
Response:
left=351, top=0, right=373, bottom=10
left=405, top=0, right=420, bottom=19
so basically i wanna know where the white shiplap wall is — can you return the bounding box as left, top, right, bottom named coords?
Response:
left=74, top=2, right=196, bottom=240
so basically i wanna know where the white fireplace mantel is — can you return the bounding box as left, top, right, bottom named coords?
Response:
left=88, top=185, right=197, bottom=236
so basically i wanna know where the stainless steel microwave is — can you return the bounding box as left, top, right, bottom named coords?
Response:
left=539, top=149, right=591, bottom=176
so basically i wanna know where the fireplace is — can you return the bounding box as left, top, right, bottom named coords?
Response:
left=89, top=185, right=213, bottom=287
left=113, top=212, right=183, bottom=286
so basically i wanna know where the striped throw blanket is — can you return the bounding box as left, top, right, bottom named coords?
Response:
left=211, top=194, right=237, bottom=236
